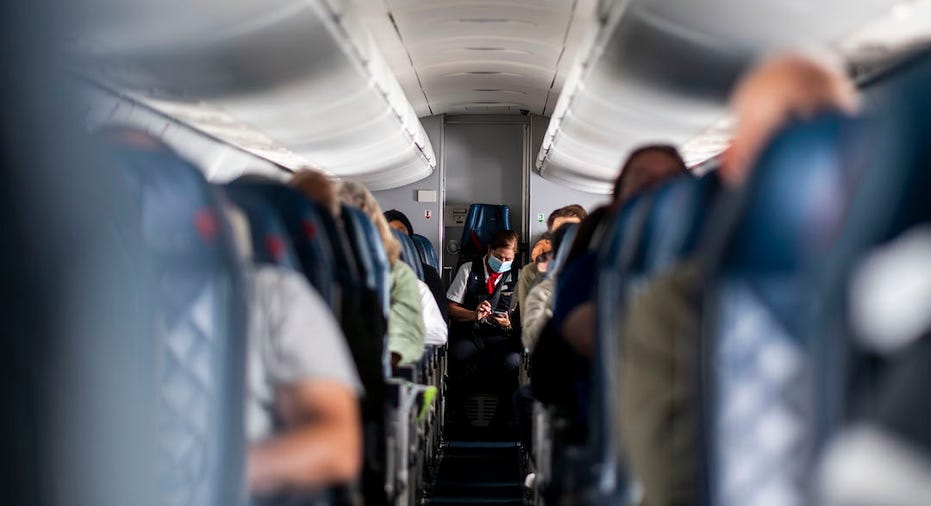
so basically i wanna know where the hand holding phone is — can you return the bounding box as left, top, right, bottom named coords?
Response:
left=491, top=310, right=511, bottom=328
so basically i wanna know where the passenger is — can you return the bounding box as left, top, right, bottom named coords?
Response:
left=723, top=52, right=859, bottom=187
left=557, top=144, right=689, bottom=358
left=418, top=277, right=448, bottom=346
left=516, top=205, right=586, bottom=312
left=616, top=52, right=860, bottom=506
left=514, top=233, right=553, bottom=310
left=338, top=181, right=425, bottom=368
left=384, top=208, right=415, bottom=237
left=291, top=168, right=341, bottom=218
left=225, top=206, right=363, bottom=498
left=447, top=230, right=522, bottom=423
left=381, top=210, right=447, bottom=345
left=528, top=144, right=688, bottom=456
left=383, top=208, right=449, bottom=323
left=520, top=231, right=561, bottom=352
left=292, top=168, right=392, bottom=506
left=514, top=224, right=576, bottom=454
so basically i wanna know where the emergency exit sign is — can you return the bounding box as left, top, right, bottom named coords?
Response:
left=537, top=213, right=544, bottom=223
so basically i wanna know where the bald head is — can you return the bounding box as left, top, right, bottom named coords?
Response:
left=291, top=168, right=340, bottom=218
left=723, top=53, right=860, bottom=186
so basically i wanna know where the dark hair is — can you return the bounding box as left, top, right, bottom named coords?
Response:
left=565, top=205, right=610, bottom=263
left=383, top=209, right=414, bottom=236
left=550, top=222, right=576, bottom=254
left=546, top=204, right=588, bottom=230
left=488, top=229, right=519, bottom=251
left=611, top=144, right=688, bottom=202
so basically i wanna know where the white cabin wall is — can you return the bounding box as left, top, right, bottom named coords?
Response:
left=442, top=115, right=527, bottom=276
left=528, top=114, right=610, bottom=240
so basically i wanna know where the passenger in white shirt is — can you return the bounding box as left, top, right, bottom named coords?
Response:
left=416, top=279, right=448, bottom=345
left=227, top=207, right=364, bottom=498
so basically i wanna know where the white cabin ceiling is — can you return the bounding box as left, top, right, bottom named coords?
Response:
left=356, top=0, right=600, bottom=116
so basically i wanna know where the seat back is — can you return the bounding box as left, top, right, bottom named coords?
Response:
left=701, top=113, right=866, bottom=506
left=224, top=182, right=335, bottom=290
left=632, top=174, right=720, bottom=280
left=115, top=143, right=247, bottom=506
left=458, top=203, right=511, bottom=259
left=221, top=186, right=301, bottom=271
left=342, top=205, right=391, bottom=365
left=412, top=233, right=439, bottom=271
left=223, top=179, right=343, bottom=310
left=815, top=53, right=931, bottom=478
left=393, top=229, right=425, bottom=281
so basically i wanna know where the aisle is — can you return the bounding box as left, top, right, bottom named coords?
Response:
left=426, top=440, right=524, bottom=505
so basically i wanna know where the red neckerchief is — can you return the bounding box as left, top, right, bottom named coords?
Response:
left=485, top=257, right=502, bottom=294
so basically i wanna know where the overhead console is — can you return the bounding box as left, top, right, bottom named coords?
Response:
left=72, top=0, right=436, bottom=189
left=536, top=0, right=898, bottom=193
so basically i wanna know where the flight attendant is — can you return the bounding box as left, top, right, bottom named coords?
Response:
left=446, top=230, right=522, bottom=423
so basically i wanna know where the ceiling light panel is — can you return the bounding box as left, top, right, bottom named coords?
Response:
left=74, top=0, right=436, bottom=190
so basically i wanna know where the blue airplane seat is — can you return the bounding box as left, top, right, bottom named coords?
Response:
left=113, top=141, right=247, bottom=506
left=700, top=113, right=867, bottom=506
left=814, top=52, right=931, bottom=475
left=342, top=205, right=390, bottom=317
left=632, top=174, right=721, bottom=280
left=458, top=203, right=511, bottom=259
left=412, top=233, right=439, bottom=272
left=221, top=185, right=302, bottom=272
left=338, top=204, right=394, bottom=504
left=393, top=228, right=425, bottom=281
left=223, top=179, right=342, bottom=311
left=342, top=206, right=391, bottom=344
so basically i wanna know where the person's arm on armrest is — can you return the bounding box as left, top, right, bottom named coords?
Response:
left=248, top=379, right=361, bottom=495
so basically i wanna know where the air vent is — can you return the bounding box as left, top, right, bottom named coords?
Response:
left=458, top=18, right=511, bottom=23
left=441, top=71, right=526, bottom=78
left=465, top=47, right=507, bottom=51
left=473, top=89, right=527, bottom=95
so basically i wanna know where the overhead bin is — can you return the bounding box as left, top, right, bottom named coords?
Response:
left=73, top=0, right=436, bottom=189
left=537, top=0, right=897, bottom=193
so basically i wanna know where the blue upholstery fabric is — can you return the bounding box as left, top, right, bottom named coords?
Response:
left=411, top=233, right=439, bottom=271
left=458, top=203, right=511, bottom=258
left=393, top=228, right=425, bottom=281
left=342, top=206, right=391, bottom=338
left=222, top=180, right=339, bottom=310
left=115, top=145, right=246, bottom=506
left=817, top=52, right=931, bottom=458
left=221, top=186, right=301, bottom=271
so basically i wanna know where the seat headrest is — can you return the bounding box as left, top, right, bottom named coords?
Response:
left=458, top=203, right=511, bottom=257
left=342, top=205, right=391, bottom=317
left=412, top=234, right=439, bottom=272
left=635, top=173, right=720, bottom=276
left=393, top=229, right=425, bottom=281
left=115, top=145, right=228, bottom=262
left=222, top=184, right=300, bottom=269
left=223, top=179, right=342, bottom=306
left=723, top=113, right=867, bottom=273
